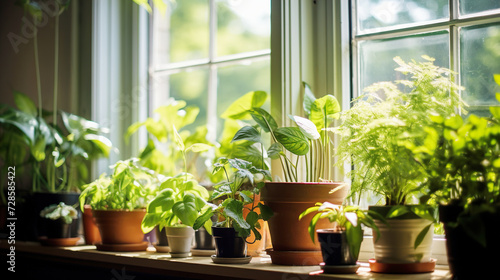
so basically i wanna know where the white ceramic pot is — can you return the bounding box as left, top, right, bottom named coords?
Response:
left=166, top=226, right=195, bottom=257
left=373, top=219, right=434, bottom=263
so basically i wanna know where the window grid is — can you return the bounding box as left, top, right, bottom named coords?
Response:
left=352, top=0, right=500, bottom=113
left=149, top=0, right=271, bottom=141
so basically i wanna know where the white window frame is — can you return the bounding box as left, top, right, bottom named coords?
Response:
left=149, top=0, right=271, bottom=142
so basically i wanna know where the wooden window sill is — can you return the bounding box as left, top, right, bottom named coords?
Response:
left=1, top=241, right=452, bottom=279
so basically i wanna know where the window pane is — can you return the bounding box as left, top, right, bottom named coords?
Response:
left=216, top=59, right=270, bottom=135
left=216, top=0, right=271, bottom=57
left=151, top=68, right=209, bottom=130
left=358, top=32, right=450, bottom=92
left=357, top=0, right=448, bottom=34
left=460, top=23, right=500, bottom=110
left=153, top=0, right=209, bottom=66
left=459, top=0, right=500, bottom=16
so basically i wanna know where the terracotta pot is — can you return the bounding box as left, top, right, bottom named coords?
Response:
left=261, top=182, right=348, bottom=265
left=261, top=182, right=348, bottom=251
left=92, top=209, right=146, bottom=244
left=82, top=205, right=101, bottom=245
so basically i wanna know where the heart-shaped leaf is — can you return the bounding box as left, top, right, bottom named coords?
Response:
left=274, top=127, right=309, bottom=155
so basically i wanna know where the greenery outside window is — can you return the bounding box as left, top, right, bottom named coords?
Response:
left=353, top=0, right=500, bottom=117
left=149, top=0, right=271, bottom=140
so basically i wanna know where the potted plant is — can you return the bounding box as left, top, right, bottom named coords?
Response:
left=223, top=89, right=348, bottom=265
left=193, top=157, right=273, bottom=264
left=39, top=202, right=79, bottom=246
left=79, top=158, right=159, bottom=251
left=141, top=128, right=213, bottom=256
left=141, top=173, right=212, bottom=257
left=334, top=56, right=465, bottom=272
left=299, top=202, right=381, bottom=273
left=408, top=93, right=500, bottom=278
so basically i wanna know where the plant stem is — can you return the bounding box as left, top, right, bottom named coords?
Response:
left=53, top=14, right=59, bottom=125
left=33, top=17, right=42, bottom=117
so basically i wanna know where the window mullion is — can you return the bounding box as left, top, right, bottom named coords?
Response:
left=207, top=0, right=217, bottom=142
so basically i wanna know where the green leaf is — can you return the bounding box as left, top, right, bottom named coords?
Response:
left=13, top=91, right=37, bottom=117
left=345, top=221, right=363, bottom=261
left=267, top=143, right=282, bottom=159
left=31, top=136, right=46, bottom=162
left=303, top=82, right=316, bottom=115
left=224, top=199, right=250, bottom=229
left=494, top=74, right=500, bottom=87
left=187, top=143, right=212, bottom=153
left=490, top=107, right=500, bottom=119
left=145, top=118, right=167, bottom=142
left=309, top=95, right=341, bottom=132
left=291, top=115, right=320, bottom=140
left=172, top=193, right=199, bottom=227
left=193, top=207, right=214, bottom=230
left=299, top=206, right=320, bottom=220
left=141, top=213, right=163, bottom=233
left=444, top=114, right=463, bottom=130
left=147, top=188, right=175, bottom=213
left=386, top=205, right=409, bottom=218
left=257, top=203, right=273, bottom=221
left=221, top=91, right=268, bottom=120
left=232, top=126, right=261, bottom=143
left=250, top=107, right=278, bottom=133
left=172, top=125, right=185, bottom=151
left=245, top=211, right=259, bottom=226
left=274, top=127, right=309, bottom=155
left=414, top=223, right=432, bottom=249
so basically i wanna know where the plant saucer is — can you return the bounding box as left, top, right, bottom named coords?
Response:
left=320, top=263, right=360, bottom=274
left=211, top=255, right=252, bottom=264
left=153, top=243, right=170, bottom=253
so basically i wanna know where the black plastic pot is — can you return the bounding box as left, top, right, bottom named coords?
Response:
left=33, top=192, right=81, bottom=239
left=317, top=229, right=356, bottom=266
left=155, top=226, right=169, bottom=246
left=439, top=204, right=500, bottom=279
left=45, top=218, right=72, bottom=239
left=195, top=226, right=215, bottom=249
left=212, top=227, right=246, bottom=258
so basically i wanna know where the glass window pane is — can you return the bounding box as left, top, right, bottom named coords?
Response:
left=358, top=32, right=450, bottom=92
left=153, top=0, right=209, bottom=66
left=216, top=59, right=270, bottom=135
left=151, top=68, right=209, bottom=130
left=460, top=24, right=500, bottom=110
left=216, top=0, right=271, bottom=57
left=459, top=0, right=500, bottom=16
left=357, top=0, right=448, bottom=34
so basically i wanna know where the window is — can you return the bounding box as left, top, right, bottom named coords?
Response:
left=352, top=0, right=500, bottom=116
left=149, top=0, right=271, bottom=140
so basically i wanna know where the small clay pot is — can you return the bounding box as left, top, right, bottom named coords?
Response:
left=212, top=227, right=246, bottom=258
left=83, top=205, right=101, bottom=245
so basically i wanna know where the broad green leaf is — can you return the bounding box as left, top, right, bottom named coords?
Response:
left=274, top=127, right=309, bottom=155
left=291, top=115, right=320, bottom=140
left=141, top=213, right=162, bottom=233
left=444, top=114, right=463, bottom=130
left=13, top=91, right=37, bottom=117
left=490, top=107, right=500, bottom=119
left=250, top=107, right=278, bottom=133
left=232, top=126, right=261, bottom=143
left=125, top=121, right=145, bottom=140
left=494, top=74, right=500, bottom=87
left=303, top=82, right=316, bottom=115
left=258, top=203, right=273, bottom=221
left=172, top=193, right=198, bottom=226
left=84, top=134, right=112, bottom=157
left=224, top=199, right=250, bottom=229
left=309, top=95, right=341, bottom=132
left=147, top=188, right=175, bottom=213
left=245, top=211, right=259, bottom=226
left=145, top=118, right=167, bottom=142
left=267, top=143, right=282, bottom=159
left=221, top=91, right=267, bottom=120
